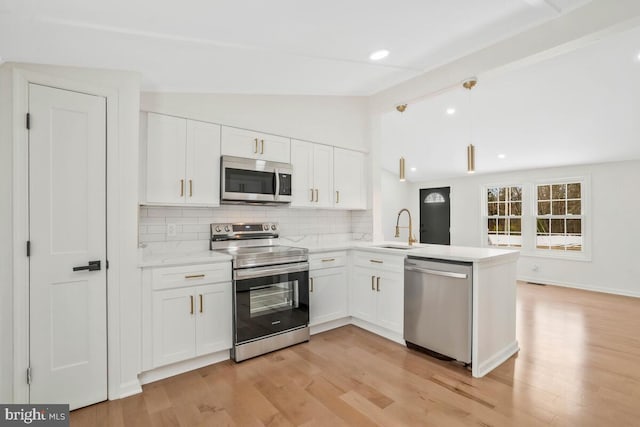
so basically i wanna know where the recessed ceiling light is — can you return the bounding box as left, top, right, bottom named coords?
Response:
left=369, top=49, right=389, bottom=61
left=446, top=107, right=456, bottom=115
left=498, top=154, right=506, bottom=159
left=410, top=167, right=417, bottom=172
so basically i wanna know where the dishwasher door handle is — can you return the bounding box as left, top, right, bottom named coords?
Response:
left=405, top=266, right=468, bottom=279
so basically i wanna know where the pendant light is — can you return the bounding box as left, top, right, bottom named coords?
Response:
left=463, top=78, right=477, bottom=174
left=399, top=157, right=406, bottom=181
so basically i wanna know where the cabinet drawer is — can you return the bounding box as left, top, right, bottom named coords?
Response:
left=352, top=251, right=405, bottom=272
left=309, top=251, right=347, bottom=270
left=151, top=263, right=231, bottom=290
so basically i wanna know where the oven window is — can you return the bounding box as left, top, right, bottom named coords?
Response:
left=225, top=168, right=274, bottom=194
left=250, top=280, right=298, bottom=317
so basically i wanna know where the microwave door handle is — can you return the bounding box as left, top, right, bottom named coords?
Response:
left=274, top=169, right=280, bottom=199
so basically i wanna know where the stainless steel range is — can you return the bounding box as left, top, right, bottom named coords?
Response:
left=210, top=222, right=309, bottom=362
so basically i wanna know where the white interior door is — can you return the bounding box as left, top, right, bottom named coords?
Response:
left=28, top=84, right=107, bottom=410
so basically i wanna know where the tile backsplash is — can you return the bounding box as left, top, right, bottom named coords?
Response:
left=139, top=205, right=373, bottom=246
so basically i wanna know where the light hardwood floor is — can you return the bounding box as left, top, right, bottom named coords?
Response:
left=71, top=282, right=640, bottom=426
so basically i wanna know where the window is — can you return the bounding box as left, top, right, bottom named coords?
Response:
left=486, top=185, right=522, bottom=247
left=535, top=182, right=583, bottom=251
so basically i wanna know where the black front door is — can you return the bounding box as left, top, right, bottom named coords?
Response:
left=419, top=187, right=451, bottom=245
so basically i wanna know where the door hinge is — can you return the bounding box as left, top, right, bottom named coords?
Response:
left=26, top=113, right=30, bottom=130
left=26, top=367, right=32, bottom=385
left=26, top=241, right=30, bottom=257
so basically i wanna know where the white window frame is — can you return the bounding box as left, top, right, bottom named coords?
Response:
left=532, top=176, right=591, bottom=261
left=481, top=176, right=591, bottom=261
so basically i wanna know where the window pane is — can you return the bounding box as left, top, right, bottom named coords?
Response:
left=498, top=203, right=506, bottom=216
left=510, top=202, right=522, bottom=216
left=487, top=188, right=499, bottom=202
left=552, top=200, right=566, bottom=215
left=537, top=218, right=549, bottom=233
left=488, top=218, right=497, bottom=233
left=497, top=218, right=506, bottom=233
left=538, top=201, right=550, bottom=215
left=567, top=200, right=581, bottom=215
left=538, top=185, right=550, bottom=201
left=567, top=183, right=581, bottom=199
left=566, top=218, right=581, bottom=234
left=552, top=184, right=566, bottom=199
left=509, top=218, right=521, bottom=233
left=510, top=187, right=522, bottom=201
left=488, top=202, right=498, bottom=216
left=498, top=187, right=506, bottom=202
left=551, top=219, right=565, bottom=234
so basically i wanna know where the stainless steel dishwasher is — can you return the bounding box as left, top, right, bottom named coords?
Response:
left=404, top=256, right=472, bottom=364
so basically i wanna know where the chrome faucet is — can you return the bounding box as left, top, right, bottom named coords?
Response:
left=395, top=208, right=417, bottom=246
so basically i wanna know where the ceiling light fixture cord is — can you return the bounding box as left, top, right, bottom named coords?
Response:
left=463, top=78, right=477, bottom=173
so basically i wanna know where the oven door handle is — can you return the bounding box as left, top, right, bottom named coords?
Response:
left=234, top=262, right=309, bottom=280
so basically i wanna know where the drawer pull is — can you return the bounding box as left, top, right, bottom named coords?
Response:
left=321, top=258, right=335, bottom=262
left=369, top=259, right=383, bottom=264
left=185, top=274, right=205, bottom=279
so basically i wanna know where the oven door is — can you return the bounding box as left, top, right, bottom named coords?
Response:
left=234, top=262, right=309, bottom=344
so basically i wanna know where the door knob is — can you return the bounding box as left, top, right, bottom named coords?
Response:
left=72, top=260, right=101, bottom=272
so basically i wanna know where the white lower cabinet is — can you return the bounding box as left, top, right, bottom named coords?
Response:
left=309, top=252, right=348, bottom=326
left=142, top=263, right=232, bottom=370
left=350, top=252, right=404, bottom=334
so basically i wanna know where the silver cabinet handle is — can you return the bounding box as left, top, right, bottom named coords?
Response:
left=376, top=276, right=380, bottom=292
left=310, top=277, right=314, bottom=292
left=371, top=276, right=375, bottom=291
left=405, top=266, right=468, bottom=279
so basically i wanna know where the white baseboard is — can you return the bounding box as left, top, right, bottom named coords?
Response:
left=350, top=318, right=404, bottom=345
left=310, top=317, right=351, bottom=335
left=473, top=341, right=519, bottom=378
left=518, top=275, right=640, bottom=298
left=117, top=380, right=143, bottom=399
left=139, top=349, right=230, bottom=386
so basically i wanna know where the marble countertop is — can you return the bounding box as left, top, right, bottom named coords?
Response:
left=139, top=240, right=519, bottom=268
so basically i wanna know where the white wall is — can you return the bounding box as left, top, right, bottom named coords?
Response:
left=0, top=62, right=141, bottom=401
left=140, top=93, right=369, bottom=152
left=380, top=169, right=413, bottom=242
left=0, top=64, right=14, bottom=402
left=408, top=160, right=640, bottom=297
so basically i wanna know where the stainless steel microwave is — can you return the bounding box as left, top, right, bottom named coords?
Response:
left=221, top=156, right=293, bottom=204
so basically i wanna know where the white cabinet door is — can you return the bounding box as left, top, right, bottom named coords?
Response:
left=186, top=120, right=221, bottom=205
left=195, top=283, right=232, bottom=356
left=152, top=287, right=196, bottom=367
left=350, top=267, right=378, bottom=324
left=313, top=144, right=334, bottom=208
left=290, top=139, right=314, bottom=207
left=221, top=126, right=290, bottom=163
left=146, top=113, right=187, bottom=204
left=309, top=267, right=348, bottom=326
left=376, top=271, right=404, bottom=334
left=334, top=148, right=366, bottom=209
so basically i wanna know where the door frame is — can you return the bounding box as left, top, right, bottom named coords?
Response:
left=11, top=68, right=127, bottom=403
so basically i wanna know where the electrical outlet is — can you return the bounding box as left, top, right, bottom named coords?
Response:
left=167, top=223, right=177, bottom=237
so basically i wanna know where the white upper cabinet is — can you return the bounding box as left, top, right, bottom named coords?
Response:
left=291, top=139, right=333, bottom=208
left=145, top=112, right=221, bottom=206
left=334, top=147, right=367, bottom=210
left=221, top=126, right=290, bottom=163
left=146, top=113, right=187, bottom=205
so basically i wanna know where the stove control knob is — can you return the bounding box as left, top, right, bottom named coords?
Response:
left=215, top=226, right=221, bottom=232
left=224, top=225, right=230, bottom=232
left=271, top=224, right=277, bottom=231
left=263, top=224, right=269, bottom=231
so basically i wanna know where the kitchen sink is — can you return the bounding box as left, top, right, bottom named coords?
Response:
left=375, top=244, right=414, bottom=250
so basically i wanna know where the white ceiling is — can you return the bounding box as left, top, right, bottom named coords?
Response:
left=0, top=0, right=591, bottom=95
left=381, top=23, right=640, bottom=182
